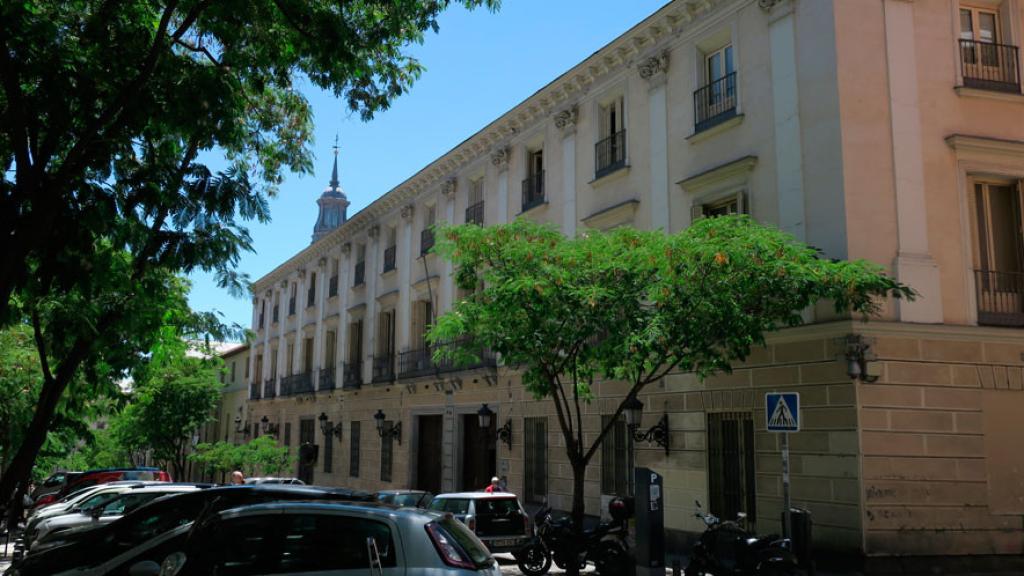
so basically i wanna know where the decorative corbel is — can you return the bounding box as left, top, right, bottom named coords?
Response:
left=401, top=204, right=415, bottom=221
left=554, top=106, right=579, bottom=135
left=638, top=51, right=670, bottom=84
left=368, top=225, right=380, bottom=239
left=490, top=147, right=510, bottom=171
left=341, top=242, right=352, bottom=256
left=442, top=178, right=457, bottom=200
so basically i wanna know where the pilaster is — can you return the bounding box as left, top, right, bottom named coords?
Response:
left=556, top=107, right=579, bottom=236
left=398, top=204, right=415, bottom=353
left=640, top=53, right=670, bottom=232
left=492, top=148, right=510, bottom=223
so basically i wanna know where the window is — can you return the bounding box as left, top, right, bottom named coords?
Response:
left=600, top=415, right=632, bottom=496
left=383, top=227, right=397, bottom=272
left=270, top=351, right=278, bottom=380
left=421, top=206, right=436, bottom=255
left=466, top=178, right=485, bottom=225
left=288, top=283, right=297, bottom=316
left=692, top=191, right=747, bottom=220
left=972, top=179, right=1024, bottom=325
left=524, top=417, right=548, bottom=504
left=595, top=96, right=626, bottom=178
left=959, top=5, right=1020, bottom=92
left=323, top=421, right=333, bottom=473
left=354, top=245, right=366, bottom=286
left=307, top=272, right=316, bottom=308
left=275, top=514, right=396, bottom=572
left=325, top=330, right=336, bottom=368
left=230, top=361, right=236, bottom=383
left=284, top=422, right=291, bottom=447
left=708, top=412, right=756, bottom=524
left=413, top=300, right=433, bottom=349
left=695, top=44, right=737, bottom=132
left=381, top=421, right=394, bottom=482
left=374, top=310, right=396, bottom=382
left=258, top=302, right=265, bottom=329
left=329, top=259, right=339, bottom=297
left=523, top=149, right=545, bottom=211
left=286, top=343, right=294, bottom=375
left=350, top=421, right=361, bottom=477
left=303, top=337, right=313, bottom=373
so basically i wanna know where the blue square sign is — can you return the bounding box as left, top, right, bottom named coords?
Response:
left=765, top=392, right=800, bottom=433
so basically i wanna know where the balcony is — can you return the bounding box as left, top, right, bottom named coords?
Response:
left=329, top=275, right=338, bottom=298
left=288, top=297, right=296, bottom=316
left=466, top=201, right=484, bottom=226
left=694, top=72, right=737, bottom=133
left=975, top=269, right=1024, bottom=326
left=522, top=171, right=545, bottom=212
left=342, top=361, right=363, bottom=390
left=383, top=246, right=397, bottom=273
left=595, top=130, right=626, bottom=179
left=421, top=228, right=435, bottom=256
left=399, top=347, right=436, bottom=379
left=354, top=261, right=365, bottom=286
left=263, top=378, right=277, bottom=399
left=318, top=367, right=336, bottom=392
left=272, top=305, right=279, bottom=324
left=372, top=354, right=396, bottom=383
left=960, top=39, right=1020, bottom=93
left=280, top=372, right=313, bottom=396
left=250, top=381, right=261, bottom=400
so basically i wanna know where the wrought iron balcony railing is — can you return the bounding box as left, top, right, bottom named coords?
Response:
left=263, top=378, right=277, bottom=399
left=975, top=269, right=1024, bottom=327
left=421, top=228, right=435, bottom=256
left=372, top=354, right=396, bottom=383
left=694, top=72, right=737, bottom=133
left=354, top=261, right=365, bottom=286
left=280, top=372, right=313, bottom=396
left=328, top=275, right=338, bottom=297
left=398, top=346, right=436, bottom=379
left=960, top=39, right=1021, bottom=93
left=383, top=246, right=397, bottom=273
left=342, top=361, right=363, bottom=389
left=318, top=367, right=336, bottom=392
left=522, top=171, right=545, bottom=212
left=595, top=130, right=626, bottom=179
left=465, top=201, right=484, bottom=226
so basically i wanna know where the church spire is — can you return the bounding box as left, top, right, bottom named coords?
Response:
left=312, top=135, right=350, bottom=244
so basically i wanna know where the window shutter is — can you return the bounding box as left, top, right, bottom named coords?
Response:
left=350, top=421, right=360, bottom=478
left=284, top=422, right=292, bottom=447
left=324, top=423, right=333, bottom=474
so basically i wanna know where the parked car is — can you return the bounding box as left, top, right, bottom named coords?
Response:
left=428, top=492, right=531, bottom=554
left=6, top=484, right=377, bottom=576
left=243, top=476, right=305, bottom=485
left=27, top=485, right=202, bottom=552
left=33, top=468, right=170, bottom=510
left=376, top=489, right=433, bottom=508
left=24, top=482, right=148, bottom=538
left=31, top=471, right=81, bottom=501
left=118, top=501, right=501, bottom=576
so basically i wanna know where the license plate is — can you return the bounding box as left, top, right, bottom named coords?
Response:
left=490, top=538, right=516, bottom=547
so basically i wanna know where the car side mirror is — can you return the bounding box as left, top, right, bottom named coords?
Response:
left=127, top=560, right=162, bottom=576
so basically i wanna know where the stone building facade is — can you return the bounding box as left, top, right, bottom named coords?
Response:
left=236, top=0, right=1024, bottom=570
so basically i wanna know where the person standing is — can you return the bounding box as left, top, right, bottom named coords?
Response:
left=230, top=471, right=245, bottom=485
left=484, top=476, right=501, bottom=493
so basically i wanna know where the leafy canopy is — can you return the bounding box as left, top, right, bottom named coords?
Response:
left=189, top=436, right=294, bottom=478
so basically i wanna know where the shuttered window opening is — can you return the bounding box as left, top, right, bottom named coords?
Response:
left=707, top=411, right=757, bottom=525
left=284, top=422, right=292, bottom=449
left=381, top=421, right=394, bottom=482
left=324, top=422, right=334, bottom=474
left=691, top=190, right=747, bottom=221
left=600, top=415, right=633, bottom=496
left=350, top=421, right=361, bottom=478
left=524, top=417, right=548, bottom=504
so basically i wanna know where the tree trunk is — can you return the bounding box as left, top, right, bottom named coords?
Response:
left=565, top=458, right=588, bottom=576
left=0, top=375, right=69, bottom=508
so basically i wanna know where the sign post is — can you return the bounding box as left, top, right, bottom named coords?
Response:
left=766, top=392, right=800, bottom=539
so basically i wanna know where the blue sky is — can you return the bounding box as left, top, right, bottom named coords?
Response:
left=188, top=0, right=669, bottom=330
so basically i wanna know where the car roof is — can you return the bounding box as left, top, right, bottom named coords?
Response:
left=376, top=489, right=428, bottom=495
left=114, top=485, right=203, bottom=494
left=218, top=500, right=440, bottom=521
left=432, top=492, right=519, bottom=499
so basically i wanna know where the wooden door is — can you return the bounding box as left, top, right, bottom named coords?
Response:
left=298, top=418, right=316, bottom=485
left=461, top=414, right=496, bottom=491
left=416, top=415, right=443, bottom=494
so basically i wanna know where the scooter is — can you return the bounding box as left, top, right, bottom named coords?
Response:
left=514, top=502, right=630, bottom=576
left=687, top=500, right=800, bottom=576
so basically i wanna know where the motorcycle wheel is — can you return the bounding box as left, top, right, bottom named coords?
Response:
left=514, top=543, right=552, bottom=576
left=686, top=558, right=709, bottom=576
left=593, top=540, right=629, bottom=576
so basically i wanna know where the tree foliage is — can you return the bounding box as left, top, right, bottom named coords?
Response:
left=430, top=216, right=913, bottom=568
left=189, top=436, right=294, bottom=479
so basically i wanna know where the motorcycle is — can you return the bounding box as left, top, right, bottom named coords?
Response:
left=514, top=503, right=630, bottom=576
left=688, top=500, right=800, bottom=576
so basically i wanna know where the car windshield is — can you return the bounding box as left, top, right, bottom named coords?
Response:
left=434, top=516, right=493, bottom=568
left=77, top=492, right=121, bottom=511
left=428, top=498, right=469, bottom=515
left=101, top=493, right=161, bottom=516
left=476, top=498, right=519, bottom=516
left=392, top=493, right=427, bottom=507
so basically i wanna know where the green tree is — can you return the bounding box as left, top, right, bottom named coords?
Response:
left=118, top=353, right=223, bottom=480
left=189, top=436, right=294, bottom=479
left=0, top=0, right=500, bottom=506
left=430, top=217, right=913, bottom=573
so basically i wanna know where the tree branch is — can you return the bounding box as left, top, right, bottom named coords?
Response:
left=172, top=37, right=224, bottom=67
left=30, top=308, right=54, bottom=385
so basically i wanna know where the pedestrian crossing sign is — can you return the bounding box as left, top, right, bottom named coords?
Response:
left=765, top=392, right=800, bottom=432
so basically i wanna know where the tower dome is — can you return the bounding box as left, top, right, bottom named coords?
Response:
left=312, top=141, right=350, bottom=243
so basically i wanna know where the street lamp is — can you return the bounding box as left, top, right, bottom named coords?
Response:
left=374, top=409, right=402, bottom=444
left=319, top=411, right=342, bottom=440
left=477, top=404, right=512, bottom=449
left=623, top=396, right=670, bottom=455
left=260, top=415, right=279, bottom=436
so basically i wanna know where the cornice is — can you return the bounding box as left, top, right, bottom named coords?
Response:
left=252, top=0, right=732, bottom=293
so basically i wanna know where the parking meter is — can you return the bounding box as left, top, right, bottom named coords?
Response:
left=634, top=467, right=665, bottom=576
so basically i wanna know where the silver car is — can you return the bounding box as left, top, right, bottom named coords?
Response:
left=28, top=485, right=201, bottom=551
left=25, top=481, right=147, bottom=527
left=125, top=501, right=501, bottom=576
